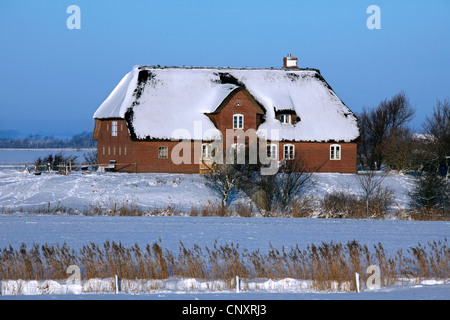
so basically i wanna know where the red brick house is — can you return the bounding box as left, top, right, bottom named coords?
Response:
left=93, top=56, right=360, bottom=173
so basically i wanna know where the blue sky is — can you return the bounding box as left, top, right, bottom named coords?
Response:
left=0, top=0, right=449, bottom=136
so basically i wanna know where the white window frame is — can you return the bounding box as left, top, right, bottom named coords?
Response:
left=330, top=144, right=341, bottom=160
left=201, top=143, right=212, bottom=158
left=280, top=114, right=291, bottom=124
left=266, top=144, right=278, bottom=160
left=158, top=146, right=168, bottom=159
left=284, top=144, right=295, bottom=160
left=233, top=114, right=244, bottom=129
left=111, top=121, right=118, bottom=137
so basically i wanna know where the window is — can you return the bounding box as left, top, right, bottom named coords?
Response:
left=280, top=114, right=291, bottom=124
left=158, top=146, right=168, bottom=159
left=202, top=144, right=212, bottom=158
left=111, top=121, right=118, bottom=137
left=233, top=114, right=244, bottom=129
left=266, top=144, right=278, bottom=160
left=284, top=144, right=295, bottom=160
left=330, top=144, right=341, bottom=160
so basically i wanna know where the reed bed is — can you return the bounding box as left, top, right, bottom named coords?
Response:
left=0, top=239, right=448, bottom=291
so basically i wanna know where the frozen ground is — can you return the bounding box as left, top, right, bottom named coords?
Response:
left=0, top=168, right=415, bottom=214
left=0, top=166, right=448, bottom=299
left=2, top=281, right=449, bottom=300
left=0, top=215, right=448, bottom=253
left=0, top=215, right=448, bottom=299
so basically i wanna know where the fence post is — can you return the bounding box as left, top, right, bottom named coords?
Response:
left=115, top=275, right=120, bottom=294
left=355, top=272, right=360, bottom=293
left=236, top=275, right=240, bottom=293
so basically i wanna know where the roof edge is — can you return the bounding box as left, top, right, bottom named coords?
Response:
left=136, top=65, right=321, bottom=74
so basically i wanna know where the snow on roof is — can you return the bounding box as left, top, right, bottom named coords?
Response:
left=93, top=65, right=359, bottom=142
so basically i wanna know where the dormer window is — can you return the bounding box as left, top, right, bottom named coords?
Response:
left=275, top=109, right=299, bottom=125
left=233, top=114, right=244, bottom=129
left=280, top=114, right=291, bottom=124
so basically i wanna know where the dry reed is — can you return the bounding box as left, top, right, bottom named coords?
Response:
left=1, top=239, right=448, bottom=291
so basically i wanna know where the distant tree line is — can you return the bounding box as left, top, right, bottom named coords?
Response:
left=0, top=132, right=96, bottom=149
left=358, top=93, right=449, bottom=214
left=358, top=93, right=449, bottom=174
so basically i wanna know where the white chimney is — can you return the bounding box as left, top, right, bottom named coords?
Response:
left=283, top=54, right=299, bottom=69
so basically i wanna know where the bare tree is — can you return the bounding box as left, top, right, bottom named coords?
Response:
left=277, top=158, right=316, bottom=211
left=381, top=127, right=426, bottom=172
left=422, top=99, right=450, bottom=174
left=237, top=157, right=315, bottom=213
left=355, top=170, right=393, bottom=217
left=358, top=92, right=415, bottom=170
left=203, top=164, right=241, bottom=209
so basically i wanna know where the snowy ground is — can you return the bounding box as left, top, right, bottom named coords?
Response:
left=0, top=168, right=415, bottom=214
left=0, top=163, right=448, bottom=299
left=1, top=277, right=448, bottom=300
left=1, top=215, right=448, bottom=253
left=0, top=215, right=448, bottom=299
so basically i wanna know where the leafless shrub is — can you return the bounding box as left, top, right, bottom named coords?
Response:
left=355, top=171, right=394, bottom=218
left=289, top=196, right=316, bottom=218
left=320, top=191, right=365, bottom=218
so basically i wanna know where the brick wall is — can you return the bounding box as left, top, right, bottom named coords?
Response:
left=213, top=90, right=261, bottom=137
left=279, top=142, right=357, bottom=173
left=126, top=140, right=357, bottom=174
left=95, top=119, right=134, bottom=172
left=133, top=141, right=200, bottom=173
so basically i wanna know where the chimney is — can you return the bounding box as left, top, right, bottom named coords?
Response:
left=283, top=54, right=299, bottom=69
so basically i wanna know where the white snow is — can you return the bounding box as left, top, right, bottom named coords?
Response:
left=1, top=212, right=449, bottom=299
left=0, top=169, right=415, bottom=214
left=93, top=66, right=359, bottom=142
left=0, top=168, right=448, bottom=299
left=3, top=277, right=448, bottom=298
left=93, top=69, right=137, bottom=119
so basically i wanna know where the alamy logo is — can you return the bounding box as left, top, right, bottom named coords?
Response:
left=366, top=5, right=381, bottom=30
left=170, top=121, right=280, bottom=175
left=66, top=5, right=81, bottom=30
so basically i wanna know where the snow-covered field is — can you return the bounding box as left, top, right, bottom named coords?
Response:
left=0, top=162, right=448, bottom=300
left=0, top=168, right=414, bottom=214
left=0, top=215, right=449, bottom=299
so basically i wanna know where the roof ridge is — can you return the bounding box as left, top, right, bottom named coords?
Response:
left=136, top=65, right=320, bottom=73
